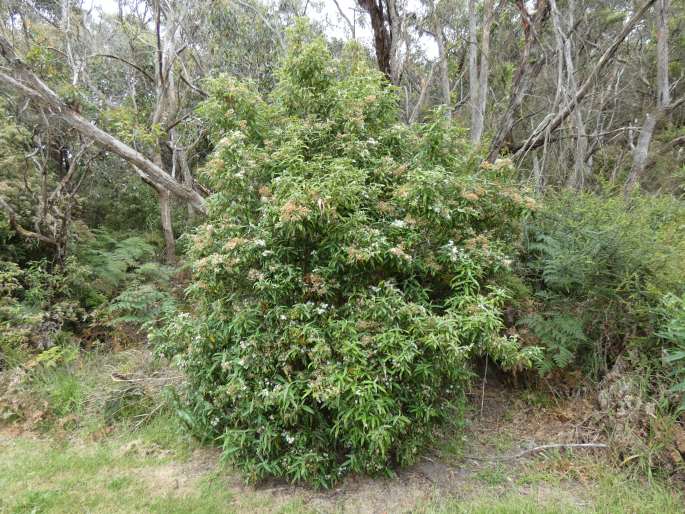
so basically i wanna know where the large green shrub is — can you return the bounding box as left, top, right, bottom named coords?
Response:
left=155, top=24, right=539, bottom=487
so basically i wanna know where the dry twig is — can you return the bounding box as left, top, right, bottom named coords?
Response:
left=465, top=443, right=608, bottom=461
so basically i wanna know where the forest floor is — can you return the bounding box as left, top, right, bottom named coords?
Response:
left=0, top=350, right=683, bottom=513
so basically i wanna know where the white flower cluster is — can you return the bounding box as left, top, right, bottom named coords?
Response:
left=431, top=204, right=451, bottom=220
left=444, top=240, right=465, bottom=262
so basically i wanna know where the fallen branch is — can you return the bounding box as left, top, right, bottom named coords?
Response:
left=110, top=372, right=182, bottom=383
left=465, top=443, right=608, bottom=461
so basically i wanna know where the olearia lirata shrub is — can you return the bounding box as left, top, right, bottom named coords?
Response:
left=153, top=21, right=541, bottom=487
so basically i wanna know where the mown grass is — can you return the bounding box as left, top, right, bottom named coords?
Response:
left=1, top=350, right=684, bottom=513
left=418, top=466, right=683, bottom=513
left=2, top=429, right=682, bottom=513
left=0, top=429, right=310, bottom=514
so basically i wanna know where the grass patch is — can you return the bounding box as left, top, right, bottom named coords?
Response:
left=474, top=463, right=509, bottom=486
left=0, top=436, right=232, bottom=514
left=422, top=473, right=682, bottom=514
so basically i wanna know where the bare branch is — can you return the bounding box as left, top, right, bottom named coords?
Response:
left=465, top=443, right=609, bottom=462
left=514, top=0, right=657, bottom=159
left=89, top=53, right=155, bottom=83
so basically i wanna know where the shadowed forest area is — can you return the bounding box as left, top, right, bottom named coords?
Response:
left=1, top=1, right=685, bottom=512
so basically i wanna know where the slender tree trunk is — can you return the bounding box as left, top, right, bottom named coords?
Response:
left=475, top=0, right=493, bottom=144
left=626, top=112, right=659, bottom=188
left=656, top=0, right=670, bottom=107
left=151, top=3, right=182, bottom=264
left=569, top=108, right=589, bottom=189
left=435, top=24, right=451, bottom=120
left=387, top=0, right=406, bottom=85
left=532, top=151, right=543, bottom=192
left=158, top=188, right=176, bottom=265
left=468, top=0, right=481, bottom=142
left=409, top=64, right=435, bottom=123
left=549, top=0, right=588, bottom=189
left=177, top=148, right=196, bottom=222
left=625, top=0, right=670, bottom=191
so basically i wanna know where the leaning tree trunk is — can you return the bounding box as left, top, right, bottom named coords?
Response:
left=0, top=37, right=206, bottom=213
left=488, top=0, right=549, bottom=160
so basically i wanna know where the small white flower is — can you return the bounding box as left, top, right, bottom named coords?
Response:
left=391, top=219, right=406, bottom=228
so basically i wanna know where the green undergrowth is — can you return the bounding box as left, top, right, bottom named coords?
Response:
left=0, top=347, right=189, bottom=450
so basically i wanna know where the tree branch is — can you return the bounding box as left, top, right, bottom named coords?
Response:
left=514, top=0, right=657, bottom=159
left=0, top=195, right=56, bottom=245
left=332, top=0, right=355, bottom=36
left=234, top=0, right=285, bottom=49
left=0, top=36, right=206, bottom=214
left=89, top=53, right=155, bottom=83
left=465, top=443, right=608, bottom=461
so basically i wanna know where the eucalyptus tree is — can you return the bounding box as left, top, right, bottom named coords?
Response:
left=0, top=1, right=208, bottom=263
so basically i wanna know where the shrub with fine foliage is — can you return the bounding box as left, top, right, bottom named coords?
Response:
left=155, top=23, right=539, bottom=487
